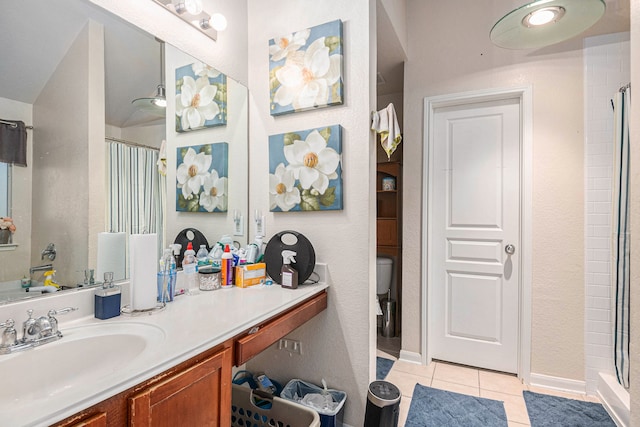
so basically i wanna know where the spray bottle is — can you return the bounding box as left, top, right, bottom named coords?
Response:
left=280, top=250, right=298, bottom=289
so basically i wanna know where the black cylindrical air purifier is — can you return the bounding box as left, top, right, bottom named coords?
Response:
left=364, top=380, right=401, bottom=427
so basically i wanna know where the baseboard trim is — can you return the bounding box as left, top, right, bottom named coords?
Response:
left=399, top=350, right=422, bottom=365
left=529, top=372, right=586, bottom=395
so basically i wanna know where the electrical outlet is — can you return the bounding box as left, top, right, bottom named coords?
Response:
left=278, top=338, right=302, bottom=355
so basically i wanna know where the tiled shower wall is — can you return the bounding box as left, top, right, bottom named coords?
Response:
left=584, top=32, right=630, bottom=395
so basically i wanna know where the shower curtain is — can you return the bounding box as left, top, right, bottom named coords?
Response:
left=612, top=86, right=630, bottom=389
left=107, top=141, right=166, bottom=260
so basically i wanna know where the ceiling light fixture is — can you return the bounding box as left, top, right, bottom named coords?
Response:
left=490, top=0, right=605, bottom=49
left=132, top=40, right=167, bottom=116
left=174, top=0, right=203, bottom=15
left=522, top=6, right=565, bottom=27
left=151, top=0, right=227, bottom=41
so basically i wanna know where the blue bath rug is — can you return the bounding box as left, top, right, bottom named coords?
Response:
left=376, top=357, right=394, bottom=380
left=523, top=391, right=616, bottom=426
left=405, top=384, right=507, bottom=426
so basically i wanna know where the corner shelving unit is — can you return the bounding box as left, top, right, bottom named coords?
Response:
left=376, top=161, right=402, bottom=336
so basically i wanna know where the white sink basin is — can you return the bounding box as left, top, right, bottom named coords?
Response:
left=0, top=322, right=165, bottom=408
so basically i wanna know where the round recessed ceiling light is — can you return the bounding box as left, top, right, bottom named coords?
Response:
left=522, top=6, right=565, bottom=27
left=490, top=0, right=605, bottom=49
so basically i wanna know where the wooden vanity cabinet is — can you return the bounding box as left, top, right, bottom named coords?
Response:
left=52, top=341, right=233, bottom=427
left=52, top=290, right=327, bottom=427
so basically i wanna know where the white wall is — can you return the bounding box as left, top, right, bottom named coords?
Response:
left=583, top=32, right=630, bottom=395
left=380, top=0, right=407, bottom=56
left=0, top=97, right=32, bottom=282
left=244, top=0, right=376, bottom=424
left=32, top=21, right=105, bottom=286
left=404, top=0, right=585, bottom=381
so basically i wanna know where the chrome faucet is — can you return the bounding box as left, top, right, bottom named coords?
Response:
left=29, top=263, right=53, bottom=275
left=41, top=243, right=56, bottom=261
left=0, top=307, right=78, bottom=355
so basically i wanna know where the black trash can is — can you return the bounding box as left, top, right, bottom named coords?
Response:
left=364, top=380, right=401, bottom=427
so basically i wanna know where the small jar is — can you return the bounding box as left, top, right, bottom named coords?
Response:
left=382, top=177, right=396, bottom=191
left=198, top=266, right=221, bottom=291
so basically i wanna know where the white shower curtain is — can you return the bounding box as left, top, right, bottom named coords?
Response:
left=107, top=141, right=166, bottom=261
left=612, top=86, right=630, bottom=389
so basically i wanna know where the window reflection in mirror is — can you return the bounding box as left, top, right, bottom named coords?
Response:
left=0, top=163, right=8, bottom=218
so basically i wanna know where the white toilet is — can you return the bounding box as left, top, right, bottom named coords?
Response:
left=376, top=256, right=393, bottom=298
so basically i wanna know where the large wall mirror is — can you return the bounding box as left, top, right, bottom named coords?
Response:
left=0, top=0, right=248, bottom=303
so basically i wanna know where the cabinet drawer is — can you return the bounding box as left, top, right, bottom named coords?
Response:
left=234, top=291, right=327, bottom=366
left=377, top=219, right=398, bottom=246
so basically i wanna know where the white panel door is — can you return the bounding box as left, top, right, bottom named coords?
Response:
left=431, top=97, right=520, bottom=373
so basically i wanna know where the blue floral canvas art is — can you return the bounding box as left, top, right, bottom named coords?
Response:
left=269, top=19, right=343, bottom=116
left=269, top=125, right=343, bottom=212
left=176, top=143, right=228, bottom=212
left=175, top=63, right=227, bottom=132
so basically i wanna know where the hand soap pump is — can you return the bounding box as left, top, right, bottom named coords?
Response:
left=280, top=250, right=298, bottom=289
left=95, top=272, right=121, bottom=320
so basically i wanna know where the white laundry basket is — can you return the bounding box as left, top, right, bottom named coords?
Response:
left=231, top=385, right=321, bottom=427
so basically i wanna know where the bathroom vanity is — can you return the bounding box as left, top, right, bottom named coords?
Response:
left=0, top=282, right=328, bottom=427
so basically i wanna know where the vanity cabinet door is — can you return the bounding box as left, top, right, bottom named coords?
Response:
left=128, top=347, right=232, bottom=427
left=58, top=412, right=107, bottom=427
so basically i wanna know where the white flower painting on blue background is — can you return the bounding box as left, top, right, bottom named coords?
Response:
left=176, top=143, right=228, bottom=212
left=269, top=125, right=343, bottom=212
left=269, top=20, right=343, bottom=116
left=175, top=62, right=227, bottom=132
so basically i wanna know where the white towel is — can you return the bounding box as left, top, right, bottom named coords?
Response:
left=371, top=103, right=402, bottom=160
left=157, top=139, right=167, bottom=176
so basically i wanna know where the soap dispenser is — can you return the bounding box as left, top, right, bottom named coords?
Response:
left=95, top=272, right=121, bottom=320
left=280, top=250, right=298, bottom=289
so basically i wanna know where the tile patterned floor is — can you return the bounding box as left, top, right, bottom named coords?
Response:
left=377, top=350, right=602, bottom=427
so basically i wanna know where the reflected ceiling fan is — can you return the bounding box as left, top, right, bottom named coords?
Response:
left=131, top=39, right=166, bottom=116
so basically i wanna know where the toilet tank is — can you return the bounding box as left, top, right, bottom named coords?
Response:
left=376, top=256, right=393, bottom=295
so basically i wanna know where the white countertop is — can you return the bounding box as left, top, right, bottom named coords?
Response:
left=0, top=281, right=329, bottom=427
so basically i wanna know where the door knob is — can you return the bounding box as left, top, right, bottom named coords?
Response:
left=505, top=244, right=515, bottom=255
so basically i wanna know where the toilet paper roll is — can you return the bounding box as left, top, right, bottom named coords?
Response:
left=96, top=232, right=126, bottom=282
left=130, top=233, right=158, bottom=310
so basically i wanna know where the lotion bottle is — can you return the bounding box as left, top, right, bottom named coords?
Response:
left=281, top=250, right=298, bottom=289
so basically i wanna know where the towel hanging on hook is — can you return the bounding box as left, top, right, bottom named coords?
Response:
left=0, top=120, right=27, bottom=166
left=371, top=103, right=402, bottom=160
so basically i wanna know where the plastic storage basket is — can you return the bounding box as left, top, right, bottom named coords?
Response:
left=232, top=385, right=320, bottom=427
left=281, top=379, right=347, bottom=427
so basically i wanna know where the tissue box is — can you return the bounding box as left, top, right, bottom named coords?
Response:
left=235, top=263, right=266, bottom=288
